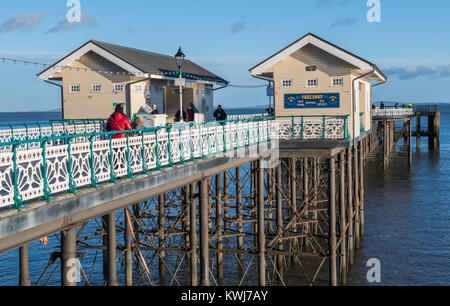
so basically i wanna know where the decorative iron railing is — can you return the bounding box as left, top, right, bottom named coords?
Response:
left=372, top=108, right=414, bottom=117
left=0, top=114, right=351, bottom=209
left=228, top=112, right=267, bottom=120
left=271, top=115, right=350, bottom=140
left=0, top=118, right=272, bottom=209
left=0, top=120, right=106, bottom=152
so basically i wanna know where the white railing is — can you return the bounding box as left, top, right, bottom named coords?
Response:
left=0, top=120, right=271, bottom=209
left=372, top=108, right=414, bottom=117
left=0, top=122, right=105, bottom=152
left=0, top=115, right=351, bottom=209
left=270, top=116, right=349, bottom=140
left=228, top=113, right=267, bottom=120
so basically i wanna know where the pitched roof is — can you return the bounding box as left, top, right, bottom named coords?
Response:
left=38, top=40, right=228, bottom=84
left=249, top=33, right=386, bottom=82
left=91, top=40, right=227, bottom=83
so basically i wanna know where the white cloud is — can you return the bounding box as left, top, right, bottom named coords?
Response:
left=0, top=13, right=43, bottom=34
left=45, top=13, right=97, bottom=34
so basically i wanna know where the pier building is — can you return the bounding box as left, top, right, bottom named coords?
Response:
left=250, top=33, right=387, bottom=140
left=38, top=40, right=228, bottom=122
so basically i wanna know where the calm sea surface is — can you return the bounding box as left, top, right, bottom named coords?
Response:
left=0, top=106, right=448, bottom=286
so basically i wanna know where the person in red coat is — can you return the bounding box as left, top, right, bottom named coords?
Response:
left=106, top=103, right=132, bottom=139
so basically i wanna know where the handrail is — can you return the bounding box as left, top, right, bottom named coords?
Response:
left=0, top=117, right=272, bottom=209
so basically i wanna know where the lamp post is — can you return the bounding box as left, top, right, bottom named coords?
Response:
left=175, top=46, right=186, bottom=122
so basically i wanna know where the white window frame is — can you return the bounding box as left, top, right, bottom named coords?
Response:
left=91, top=84, right=102, bottom=93
left=69, top=84, right=80, bottom=94
left=331, top=77, right=344, bottom=87
left=281, top=79, right=293, bottom=88
left=306, top=78, right=318, bottom=88
left=113, top=83, right=124, bottom=93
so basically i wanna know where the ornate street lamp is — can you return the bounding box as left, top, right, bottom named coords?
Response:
left=175, top=47, right=186, bottom=122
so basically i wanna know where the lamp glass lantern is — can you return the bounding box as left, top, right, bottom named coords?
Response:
left=175, top=47, right=185, bottom=74
left=174, top=47, right=186, bottom=122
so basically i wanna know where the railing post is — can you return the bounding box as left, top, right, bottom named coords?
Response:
left=89, top=135, right=101, bottom=188
left=291, top=116, right=295, bottom=140
left=167, top=127, right=173, bottom=166
left=141, top=130, right=149, bottom=174
left=11, top=144, right=26, bottom=210
left=155, top=129, right=161, bottom=169
left=322, top=115, right=326, bottom=140
left=301, top=116, right=304, bottom=140
left=41, top=140, right=55, bottom=201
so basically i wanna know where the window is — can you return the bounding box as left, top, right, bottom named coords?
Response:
left=281, top=79, right=292, bottom=88
left=332, top=78, right=344, bottom=87
left=306, top=66, right=317, bottom=71
left=69, top=85, right=80, bottom=93
left=113, top=83, right=124, bottom=92
left=306, top=78, right=318, bottom=87
left=92, top=84, right=102, bottom=93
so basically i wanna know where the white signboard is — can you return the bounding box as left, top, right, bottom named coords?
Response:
left=175, top=78, right=186, bottom=87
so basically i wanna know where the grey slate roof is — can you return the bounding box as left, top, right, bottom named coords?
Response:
left=91, top=40, right=228, bottom=84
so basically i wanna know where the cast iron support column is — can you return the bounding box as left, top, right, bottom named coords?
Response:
left=236, top=167, right=243, bottom=263
left=329, top=157, right=337, bottom=286
left=107, top=212, right=118, bottom=286
left=61, top=226, right=77, bottom=286
left=200, top=178, right=210, bottom=286
left=276, top=161, right=284, bottom=279
left=339, top=152, right=347, bottom=285
left=215, top=174, right=223, bottom=282
left=347, top=147, right=354, bottom=265
left=354, top=143, right=360, bottom=250
left=102, top=215, right=108, bottom=282
left=257, top=159, right=266, bottom=286
left=290, top=158, right=298, bottom=262
left=19, top=245, right=30, bottom=286
left=190, top=183, right=198, bottom=286
left=159, top=193, right=166, bottom=280
left=124, top=208, right=133, bottom=286
left=185, top=186, right=191, bottom=261
left=303, top=158, right=310, bottom=250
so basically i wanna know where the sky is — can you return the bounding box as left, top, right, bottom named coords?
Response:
left=0, top=0, right=449, bottom=112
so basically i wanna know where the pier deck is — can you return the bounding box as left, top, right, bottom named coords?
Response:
left=0, top=114, right=405, bottom=287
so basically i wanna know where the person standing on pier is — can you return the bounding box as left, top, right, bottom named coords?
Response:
left=187, top=103, right=199, bottom=122
left=151, top=104, right=160, bottom=115
left=213, top=105, right=227, bottom=122
left=106, top=103, right=133, bottom=139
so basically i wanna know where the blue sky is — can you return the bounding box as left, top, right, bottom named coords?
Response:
left=0, top=0, right=449, bottom=111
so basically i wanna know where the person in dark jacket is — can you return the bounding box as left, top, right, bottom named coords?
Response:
left=175, top=109, right=187, bottom=122
left=187, top=103, right=199, bottom=122
left=213, top=105, right=227, bottom=121
left=106, top=103, right=132, bottom=139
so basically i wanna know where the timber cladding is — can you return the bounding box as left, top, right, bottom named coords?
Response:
left=271, top=44, right=353, bottom=117
left=60, top=51, right=132, bottom=119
